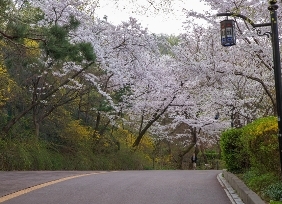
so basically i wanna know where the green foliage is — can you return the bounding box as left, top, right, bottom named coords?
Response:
left=97, top=99, right=114, bottom=112
left=240, top=169, right=282, bottom=202
left=0, top=66, right=16, bottom=107
left=0, top=117, right=155, bottom=171
left=78, top=42, right=96, bottom=62
left=43, top=17, right=96, bottom=62
left=263, top=182, right=282, bottom=202
left=241, top=116, right=279, bottom=175
left=243, top=169, right=279, bottom=193
left=220, top=128, right=249, bottom=173
left=0, top=135, right=153, bottom=171
left=0, top=0, right=43, bottom=42
left=0, top=138, right=47, bottom=170
left=6, top=21, right=28, bottom=40
left=112, top=85, right=132, bottom=103
left=220, top=116, right=282, bottom=202
left=270, top=201, right=282, bottom=204
left=64, top=15, right=80, bottom=31
left=220, top=116, right=279, bottom=175
left=205, top=150, right=219, bottom=160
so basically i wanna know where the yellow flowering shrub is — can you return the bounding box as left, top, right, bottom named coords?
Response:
left=61, top=120, right=92, bottom=140
left=114, top=127, right=154, bottom=150
left=0, top=65, right=16, bottom=107
left=23, top=38, right=40, bottom=57
left=241, top=116, right=279, bottom=175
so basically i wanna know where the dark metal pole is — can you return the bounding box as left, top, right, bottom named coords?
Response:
left=217, top=12, right=271, bottom=28
left=268, top=0, right=282, bottom=174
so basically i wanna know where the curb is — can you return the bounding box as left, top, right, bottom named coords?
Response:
left=222, top=170, right=266, bottom=204
left=217, top=173, right=244, bottom=204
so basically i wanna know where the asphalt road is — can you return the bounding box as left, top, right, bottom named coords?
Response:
left=1, top=170, right=231, bottom=204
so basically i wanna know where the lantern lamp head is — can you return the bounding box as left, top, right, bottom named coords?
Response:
left=215, top=112, right=219, bottom=120
left=220, top=19, right=236, bottom=46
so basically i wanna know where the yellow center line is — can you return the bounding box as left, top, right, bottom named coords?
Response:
left=0, top=172, right=107, bottom=203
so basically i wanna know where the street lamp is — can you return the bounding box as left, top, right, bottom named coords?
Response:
left=217, top=0, right=282, bottom=174
left=220, top=19, right=236, bottom=46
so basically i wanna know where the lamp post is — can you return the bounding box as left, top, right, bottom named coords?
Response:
left=217, top=0, right=282, bottom=174
left=220, top=19, right=236, bottom=46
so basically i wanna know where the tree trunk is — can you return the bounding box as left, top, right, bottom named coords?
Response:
left=95, top=111, right=101, bottom=131
left=133, top=96, right=176, bottom=147
left=34, top=121, right=40, bottom=142
left=175, top=143, right=195, bottom=169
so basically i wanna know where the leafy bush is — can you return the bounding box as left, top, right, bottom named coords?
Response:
left=243, top=170, right=279, bottom=192
left=0, top=133, right=153, bottom=171
left=270, top=201, right=282, bottom=204
left=205, top=150, right=219, bottom=160
left=220, top=128, right=249, bottom=173
left=0, top=139, right=31, bottom=170
left=263, top=182, right=282, bottom=201
left=241, top=116, right=279, bottom=175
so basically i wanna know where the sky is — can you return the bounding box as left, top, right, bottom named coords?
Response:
left=95, top=0, right=211, bottom=35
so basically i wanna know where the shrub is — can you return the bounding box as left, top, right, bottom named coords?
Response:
left=243, top=170, right=279, bottom=193
left=263, top=182, right=282, bottom=201
left=220, top=128, right=249, bottom=173
left=241, top=116, right=279, bottom=175
left=205, top=150, right=219, bottom=160
left=0, top=139, right=32, bottom=170
left=270, top=201, right=282, bottom=204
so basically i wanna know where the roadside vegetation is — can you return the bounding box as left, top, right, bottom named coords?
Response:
left=220, top=116, right=282, bottom=203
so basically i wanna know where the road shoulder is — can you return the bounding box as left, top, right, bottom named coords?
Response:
left=218, top=170, right=266, bottom=204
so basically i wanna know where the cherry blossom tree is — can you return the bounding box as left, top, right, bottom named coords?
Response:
left=5, top=0, right=278, bottom=154
left=95, top=0, right=183, bottom=15
left=176, top=0, right=282, bottom=146
left=3, top=0, right=174, bottom=142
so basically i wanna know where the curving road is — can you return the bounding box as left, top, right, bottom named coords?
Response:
left=1, top=170, right=231, bottom=204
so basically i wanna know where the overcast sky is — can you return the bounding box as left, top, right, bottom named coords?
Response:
left=95, top=1, right=211, bottom=35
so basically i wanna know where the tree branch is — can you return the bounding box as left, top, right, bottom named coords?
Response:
left=234, top=71, right=276, bottom=112
left=1, top=61, right=95, bottom=134
left=132, top=96, right=176, bottom=147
